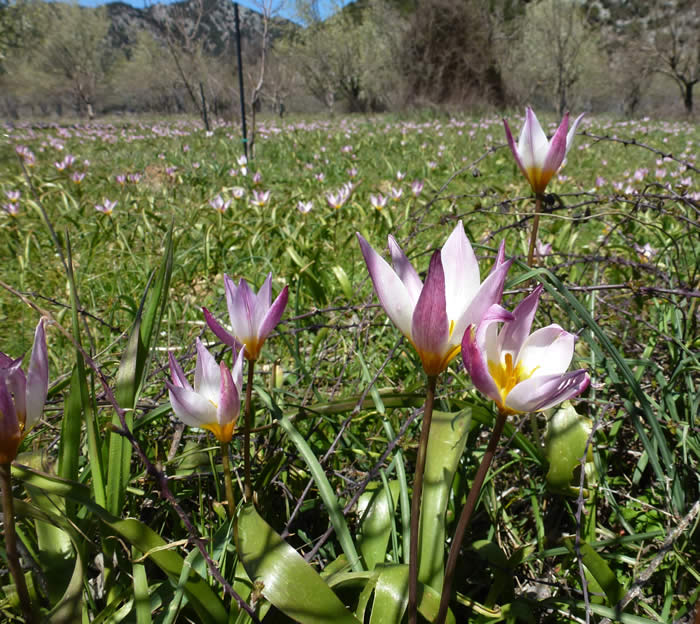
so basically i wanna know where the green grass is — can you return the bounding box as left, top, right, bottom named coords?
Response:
left=0, top=112, right=698, bottom=623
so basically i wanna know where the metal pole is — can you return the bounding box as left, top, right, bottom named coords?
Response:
left=233, top=2, right=248, bottom=160
left=199, top=81, right=210, bottom=132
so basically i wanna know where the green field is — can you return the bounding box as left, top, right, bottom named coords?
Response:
left=0, top=112, right=698, bottom=623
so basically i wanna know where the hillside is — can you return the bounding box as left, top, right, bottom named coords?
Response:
left=105, top=0, right=296, bottom=56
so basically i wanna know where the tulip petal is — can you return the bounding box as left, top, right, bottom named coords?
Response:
left=519, top=108, right=549, bottom=175
left=357, top=233, right=415, bottom=339
left=441, top=221, right=480, bottom=323
left=506, top=369, right=590, bottom=413
left=566, top=113, right=585, bottom=155
left=503, top=118, right=528, bottom=181
left=203, top=307, right=241, bottom=350
left=226, top=277, right=257, bottom=344
left=231, top=346, right=245, bottom=393
left=168, top=351, right=192, bottom=390
left=454, top=258, right=512, bottom=342
left=499, top=285, right=542, bottom=357
left=167, top=383, right=217, bottom=429
left=388, top=235, right=423, bottom=302
left=216, top=362, right=239, bottom=428
left=411, top=251, right=448, bottom=374
left=461, top=323, right=501, bottom=404
left=517, top=325, right=576, bottom=377
left=542, top=113, right=569, bottom=183
left=488, top=241, right=506, bottom=277
left=257, top=285, right=288, bottom=349
left=25, top=319, right=48, bottom=431
left=255, top=273, right=273, bottom=329
left=0, top=376, right=21, bottom=462
left=194, top=339, right=221, bottom=402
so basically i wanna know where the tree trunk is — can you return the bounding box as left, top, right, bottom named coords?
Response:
left=684, top=82, right=693, bottom=114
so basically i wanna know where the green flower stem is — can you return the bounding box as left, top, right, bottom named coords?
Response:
left=527, top=193, right=544, bottom=267
left=220, top=441, right=236, bottom=518
left=0, top=463, right=36, bottom=624
left=243, top=360, right=255, bottom=503
left=435, top=408, right=508, bottom=624
left=408, top=375, right=437, bottom=624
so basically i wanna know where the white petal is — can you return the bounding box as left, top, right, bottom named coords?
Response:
left=441, top=221, right=480, bottom=324
left=516, top=325, right=575, bottom=377
left=168, top=385, right=217, bottom=429
left=518, top=108, right=550, bottom=171
left=358, top=233, right=416, bottom=339
left=388, top=236, right=423, bottom=302
left=194, top=339, right=221, bottom=403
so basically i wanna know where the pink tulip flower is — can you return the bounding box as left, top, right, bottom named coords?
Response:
left=503, top=107, right=584, bottom=194
left=462, top=286, right=590, bottom=415
left=0, top=319, right=48, bottom=463
left=358, top=222, right=511, bottom=376
left=167, top=340, right=244, bottom=443
left=203, top=273, right=289, bottom=362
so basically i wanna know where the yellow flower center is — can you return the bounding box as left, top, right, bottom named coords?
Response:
left=204, top=421, right=236, bottom=444
left=488, top=353, right=538, bottom=412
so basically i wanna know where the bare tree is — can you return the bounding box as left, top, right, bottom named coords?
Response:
left=157, top=0, right=212, bottom=127
left=504, top=0, right=600, bottom=115
left=288, top=0, right=407, bottom=113
left=36, top=2, right=114, bottom=118
left=648, top=0, right=699, bottom=114
left=247, top=0, right=284, bottom=157
left=404, top=0, right=512, bottom=108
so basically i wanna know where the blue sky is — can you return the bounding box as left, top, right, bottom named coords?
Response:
left=76, top=0, right=350, bottom=22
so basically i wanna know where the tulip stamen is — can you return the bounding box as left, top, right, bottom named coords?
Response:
left=488, top=353, right=538, bottom=409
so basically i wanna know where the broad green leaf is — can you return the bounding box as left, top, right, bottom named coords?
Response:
left=564, top=538, right=624, bottom=605
left=331, top=265, right=354, bottom=300
left=419, top=408, right=473, bottom=591
left=357, top=481, right=400, bottom=570
left=259, top=392, right=362, bottom=572
left=544, top=402, right=593, bottom=492
left=235, top=503, right=361, bottom=624
left=107, top=223, right=173, bottom=516
left=12, top=466, right=227, bottom=624
left=9, top=500, right=85, bottom=623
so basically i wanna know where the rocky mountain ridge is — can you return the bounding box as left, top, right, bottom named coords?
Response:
left=104, top=0, right=294, bottom=57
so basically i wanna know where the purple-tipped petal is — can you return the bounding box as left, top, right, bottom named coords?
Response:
left=488, top=240, right=506, bottom=277
left=388, top=235, right=423, bottom=301
left=566, top=113, right=585, bottom=154
left=357, top=232, right=415, bottom=339
left=256, top=285, right=288, bottom=349
left=503, top=118, right=528, bottom=181
left=411, top=251, right=449, bottom=374
left=194, top=339, right=221, bottom=400
left=456, top=258, right=512, bottom=339
left=167, top=382, right=217, bottom=428
left=441, top=221, right=481, bottom=322
left=0, top=377, right=21, bottom=462
left=231, top=345, right=245, bottom=393
left=255, top=273, right=273, bottom=328
left=216, top=362, right=240, bottom=428
left=25, top=318, right=48, bottom=431
left=227, top=278, right=257, bottom=342
left=499, top=285, right=543, bottom=357
left=541, top=113, right=569, bottom=183
left=506, top=369, right=590, bottom=413
left=168, top=351, right=191, bottom=390
left=203, top=307, right=241, bottom=350
left=461, top=324, right=501, bottom=404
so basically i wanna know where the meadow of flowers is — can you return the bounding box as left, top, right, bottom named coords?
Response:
left=0, top=111, right=698, bottom=623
